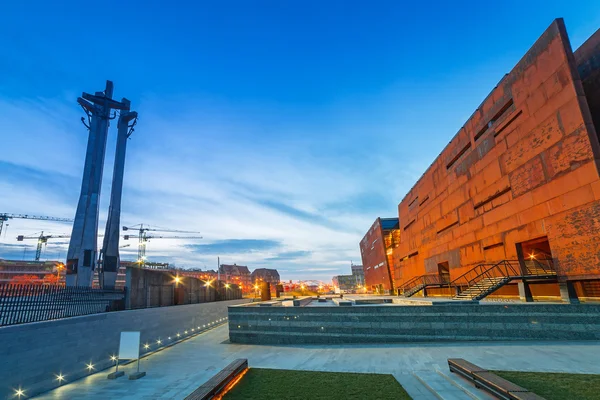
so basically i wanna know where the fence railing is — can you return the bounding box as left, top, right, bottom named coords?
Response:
left=401, top=274, right=445, bottom=295
left=0, top=284, right=126, bottom=327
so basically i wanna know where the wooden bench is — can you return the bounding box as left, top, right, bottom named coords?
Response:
left=448, top=359, right=547, bottom=400
left=185, top=359, right=248, bottom=400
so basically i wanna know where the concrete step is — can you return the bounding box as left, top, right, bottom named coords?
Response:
left=394, top=373, right=439, bottom=400
left=412, top=370, right=478, bottom=399
left=436, top=369, right=495, bottom=400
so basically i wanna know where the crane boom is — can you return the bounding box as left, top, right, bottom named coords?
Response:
left=17, top=232, right=102, bottom=261
left=122, top=224, right=201, bottom=234
left=0, top=213, right=73, bottom=237
left=145, top=235, right=204, bottom=240
left=122, top=224, right=202, bottom=267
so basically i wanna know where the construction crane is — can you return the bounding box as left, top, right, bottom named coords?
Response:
left=17, top=232, right=104, bottom=261
left=122, top=224, right=202, bottom=267
left=1, top=213, right=73, bottom=238
left=17, top=232, right=72, bottom=261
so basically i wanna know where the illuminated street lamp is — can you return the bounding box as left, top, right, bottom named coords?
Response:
left=56, top=263, right=65, bottom=286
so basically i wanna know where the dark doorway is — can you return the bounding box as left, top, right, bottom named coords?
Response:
left=438, top=261, right=450, bottom=283
left=516, top=236, right=554, bottom=275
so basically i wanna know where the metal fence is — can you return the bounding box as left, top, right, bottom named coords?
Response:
left=0, top=284, right=126, bottom=326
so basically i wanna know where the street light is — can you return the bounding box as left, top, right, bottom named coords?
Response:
left=56, top=263, right=65, bottom=286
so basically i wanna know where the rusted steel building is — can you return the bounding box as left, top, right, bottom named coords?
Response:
left=359, top=218, right=399, bottom=293
left=362, top=19, right=600, bottom=302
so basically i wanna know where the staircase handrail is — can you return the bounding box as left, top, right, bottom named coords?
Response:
left=401, top=274, right=443, bottom=294
left=450, top=259, right=522, bottom=290
left=524, top=258, right=556, bottom=275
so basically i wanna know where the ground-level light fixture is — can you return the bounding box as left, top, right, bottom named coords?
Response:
left=14, top=388, right=24, bottom=398
left=110, top=355, right=117, bottom=362
left=144, top=343, right=150, bottom=349
left=56, top=373, right=65, bottom=383
left=86, top=362, right=94, bottom=371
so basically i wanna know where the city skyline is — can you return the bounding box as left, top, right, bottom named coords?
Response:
left=1, top=2, right=600, bottom=280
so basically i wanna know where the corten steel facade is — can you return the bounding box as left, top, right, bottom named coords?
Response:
left=385, top=19, right=600, bottom=300
left=360, top=218, right=398, bottom=292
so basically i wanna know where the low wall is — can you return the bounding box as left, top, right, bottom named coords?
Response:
left=126, top=267, right=242, bottom=309
left=0, top=298, right=251, bottom=400
left=228, top=303, right=600, bottom=345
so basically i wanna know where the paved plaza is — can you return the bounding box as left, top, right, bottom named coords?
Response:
left=33, top=324, right=600, bottom=399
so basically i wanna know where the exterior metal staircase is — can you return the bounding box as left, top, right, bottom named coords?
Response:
left=451, top=259, right=557, bottom=301
left=401, top=274, right=446, bottom=297
left=453, top=276, right=510, bottom=300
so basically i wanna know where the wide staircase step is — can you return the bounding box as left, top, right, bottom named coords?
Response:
left=411, top=370, right=493, bottom=399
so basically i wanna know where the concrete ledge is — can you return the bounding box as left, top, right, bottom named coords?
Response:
left=332, top=298, right=353, bottom=306
left=184, top=358, right=248, bottom=400
left=228, top=303, right=600, bottom=344
left=0, top=299, right=252, bottom=400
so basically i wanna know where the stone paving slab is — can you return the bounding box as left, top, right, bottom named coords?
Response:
left=33, top=324, right=600, bottom=399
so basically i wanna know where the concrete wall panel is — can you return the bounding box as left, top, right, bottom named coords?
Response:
left=0, top=298, right=251, bottom=400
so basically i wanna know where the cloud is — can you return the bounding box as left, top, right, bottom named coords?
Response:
left=296, top=268, right=340, bottom=272
left=265, top=250, right=312, bottom=261
left=0, top=91, right=418, bottom=281
left=185, top=239, right=281, bottom=255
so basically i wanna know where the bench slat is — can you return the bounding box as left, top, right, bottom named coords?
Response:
left=474, top=371, right=529, bottom=393
left=185, top=358, right=248, bottom=400
left=509, top=391, right=548, bottom=400
left=448, top=358, right=488, bottom=374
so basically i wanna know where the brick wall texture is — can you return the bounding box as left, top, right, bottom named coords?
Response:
left=390, top=19, right=600, bottom=288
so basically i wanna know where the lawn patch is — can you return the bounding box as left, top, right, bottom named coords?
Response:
left=494, top=371, right=600, bottom=400
left=223, top=368, right=411, bottom=400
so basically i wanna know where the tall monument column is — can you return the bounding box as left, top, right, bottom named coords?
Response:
left=100, top=101, right=137, bottom=289
left=66, top=81, right=130, bottom=287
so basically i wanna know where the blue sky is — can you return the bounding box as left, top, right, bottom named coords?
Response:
left=1, top=1, right=599, bottom=281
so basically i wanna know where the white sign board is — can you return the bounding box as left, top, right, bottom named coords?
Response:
left=118, top=331, right=140, bottom=360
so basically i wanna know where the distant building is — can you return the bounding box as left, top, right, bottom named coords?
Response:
left=175, top=268, right=218, bottom=282
left=251, top=268, right=280, bottom=285
left=360, top=217, right=399, bottom=293
left=351, top=263, right=365, bottom=286
left=0, top=259, right=64, bottom=284
left=219, top=264, right=252, bottom=292
left=332, top=263, right=364, bottom=292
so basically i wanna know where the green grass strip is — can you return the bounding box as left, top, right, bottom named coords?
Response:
left=224, top=368, right=411, bottom=400
left=494, top=371, right=600, bottom=400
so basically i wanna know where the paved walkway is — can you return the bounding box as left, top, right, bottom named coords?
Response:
left=35, top=325, right=600, bottom=399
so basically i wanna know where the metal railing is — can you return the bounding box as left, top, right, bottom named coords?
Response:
left=450, top=260, right=521, bottom=290
left=0, top=284, right=126, bottom=326
left=401, top=274, right=445, bottom=296
left=450, top=258, right=557, bottom=299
